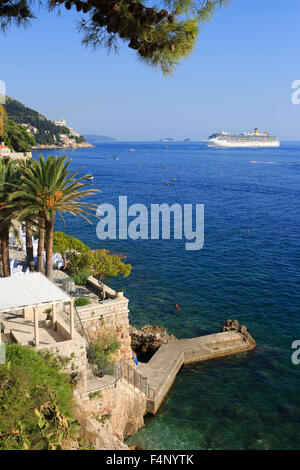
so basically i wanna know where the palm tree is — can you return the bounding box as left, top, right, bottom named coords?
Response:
left=37, top=217, right=45, bottom=274
left=25, top=221, right=34, bottom=268
left=0, top=158, right=19, bottom=277
left=9, top=154, right=100, bottom=278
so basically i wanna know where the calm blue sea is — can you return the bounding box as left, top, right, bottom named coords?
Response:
left=33, top=141, right=300, bottom=450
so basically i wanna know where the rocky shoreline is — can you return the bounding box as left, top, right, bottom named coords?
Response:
left=32, top=142, right=95, bottom=150
left=129, top=324, right=176, bottom=362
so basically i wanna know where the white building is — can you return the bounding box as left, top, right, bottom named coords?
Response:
left=55, top=119, right=67, bottom=127
left=0, top=143, right=11, bottom=157
left=0, top=142, right=32, bottom=160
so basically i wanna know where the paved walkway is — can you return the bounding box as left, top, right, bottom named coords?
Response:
left=138, top=331, right=256, bottom=414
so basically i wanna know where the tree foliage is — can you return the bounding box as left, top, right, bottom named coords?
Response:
left=53, top=231, right=90, bottom=255
left=0, top=0, right=230, bottom=74
left=0, top=103, right=35, bottom=152
left=92, top=248, right=131, bottom=280
left=68, top=248, right=132, bottom=281
left=3, top=117, right=36, bottom=152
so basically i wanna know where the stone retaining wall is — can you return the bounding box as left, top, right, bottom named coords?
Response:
left=76, top=296, right=133, bottom=364
left=77, top=378, right=147, bottom=449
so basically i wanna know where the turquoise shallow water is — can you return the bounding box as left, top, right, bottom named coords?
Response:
left=34, top=142, right=300, bottom=450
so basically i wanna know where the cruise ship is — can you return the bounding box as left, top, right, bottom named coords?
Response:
left=203, top=129, right=280, bottom=148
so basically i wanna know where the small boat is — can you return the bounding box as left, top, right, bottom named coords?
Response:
left=171, top=178, right=176, bottom=182
left=165, top=182, right=170, bottom=187
left=128, top=149, right=135, bottom=152
left=86, top=175, right=94, bottom=180
left=113, top=157, right=119, bottom=160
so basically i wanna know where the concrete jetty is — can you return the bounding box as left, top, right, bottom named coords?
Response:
left=138, top=327, right=256, bottom=414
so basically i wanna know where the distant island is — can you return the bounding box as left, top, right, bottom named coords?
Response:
left=4, top=97, right=94, bottom=149
left=84, top=134, right=116, bottom=142
left=159, top=138, right=192, bottom=142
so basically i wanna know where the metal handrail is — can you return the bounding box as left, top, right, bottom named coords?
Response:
left=74, top=305, right=155, bottom=398
left=116, top=359, right=155, bottom=399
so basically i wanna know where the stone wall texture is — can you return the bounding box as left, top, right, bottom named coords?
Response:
left=76, top=296, right=133, bottom=364
left=77, top=379, right=147, bottom=449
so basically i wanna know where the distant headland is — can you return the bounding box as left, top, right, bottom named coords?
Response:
left=159, top=138, right=192, bottom=142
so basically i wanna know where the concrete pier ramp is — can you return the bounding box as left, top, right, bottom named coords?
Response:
left=138, top=328, right=256, bottom=414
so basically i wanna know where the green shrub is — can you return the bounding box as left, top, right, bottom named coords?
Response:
left=72, top=271, right=90, bottom=287
left=68, top=249, right=131, bottom=282
left=74, top=297, right=91, bottom=307
left=68, top=251, right=93, bottom=276
left=87, top=334, right=120, bottom=372
left=0, top=344, right=76, bottom=450
left=53, top=232, right=90, bottom=256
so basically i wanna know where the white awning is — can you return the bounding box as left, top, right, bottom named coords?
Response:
left=0, top=273, right=71, bottom=311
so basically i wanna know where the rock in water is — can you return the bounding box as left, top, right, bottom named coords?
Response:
left=222, top=319, right=256, bottom=345
left=129, top=325, right=177, bottom=362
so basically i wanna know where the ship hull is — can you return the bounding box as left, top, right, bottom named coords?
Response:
left=204, top=139, right=280, bottom=148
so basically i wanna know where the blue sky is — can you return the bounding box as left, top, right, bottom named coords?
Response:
left=1, top=0, right=300, bottom=140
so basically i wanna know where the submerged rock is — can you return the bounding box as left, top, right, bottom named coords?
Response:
left=129, top=325, right=177, bottom=362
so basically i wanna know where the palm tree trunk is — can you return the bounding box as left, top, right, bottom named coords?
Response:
left=45, top=218, right=55, bottom=279
left=0, top=226, right=11, bottom=277
left=37, top=219, right=45, bottom=274
left=25, top=222, right=34, bottom=268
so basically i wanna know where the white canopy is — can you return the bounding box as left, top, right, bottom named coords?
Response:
left=0, top=272, right=71, bottom=311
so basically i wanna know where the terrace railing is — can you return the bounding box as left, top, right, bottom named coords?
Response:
left=86, top=359, right=155, bottom=400
left=74, top=303, right=155, bottom=399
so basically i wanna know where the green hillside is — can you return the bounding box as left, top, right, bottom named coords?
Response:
left=0, top=103, right=35, bottom=152
left=4, top=97, right=86, bottom=146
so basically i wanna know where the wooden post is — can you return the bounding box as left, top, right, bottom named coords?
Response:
left=33, top=307, right=39, bottom=346
left=51, top=302, right=56, bottom=329
left=70, top=300, right=74, bottom=339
